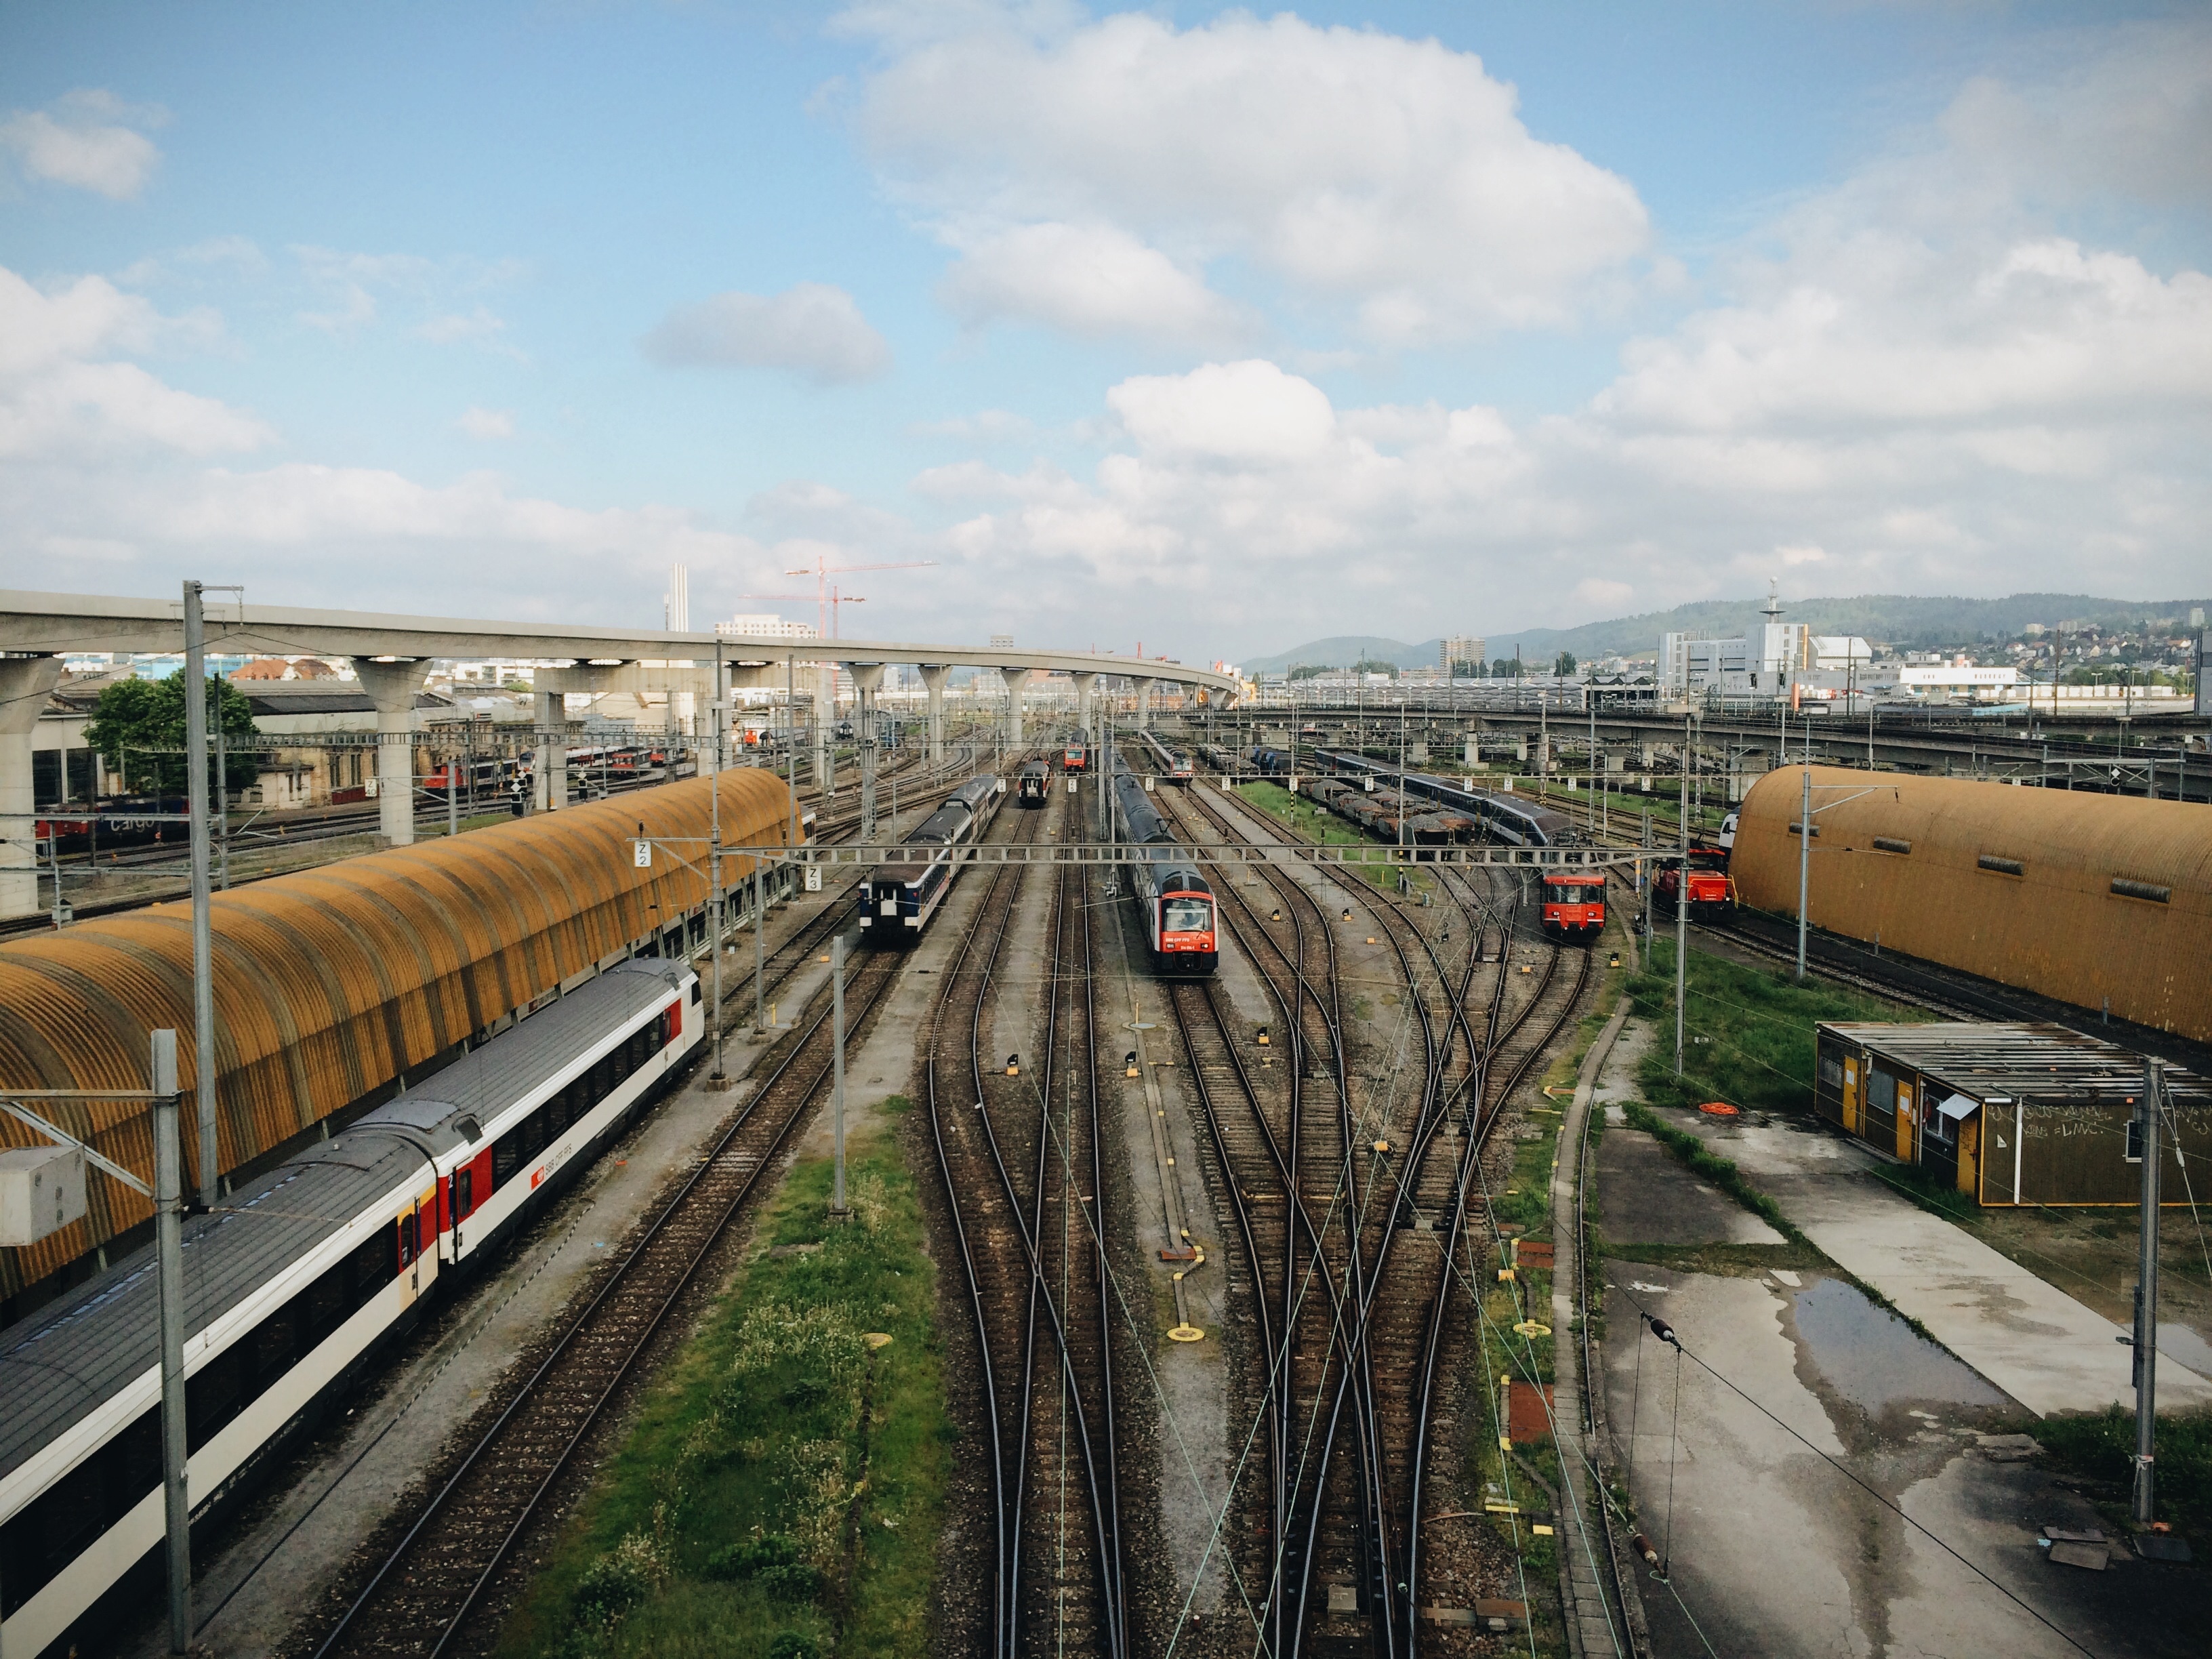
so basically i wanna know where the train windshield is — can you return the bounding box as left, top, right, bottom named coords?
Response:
left=1548, top=882, right=1604, bottom=905
left=1164, top=896, right=1212, bottom=934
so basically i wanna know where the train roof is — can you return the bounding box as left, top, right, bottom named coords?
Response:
left=0, top=960, right=687, bottom=1488
left=1019, top=758, right=1049, bottom=775
left=950, top=775, right=999, bottom=810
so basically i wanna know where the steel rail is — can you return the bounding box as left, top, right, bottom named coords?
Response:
left=308, top=946, right=903, bottom=1659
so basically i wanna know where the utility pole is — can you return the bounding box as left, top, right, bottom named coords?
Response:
left=754, top=864, right=766, bottom=1031
left=1797, top=768, right=1812, bottom=981
left=2134, top=1059, right=2165, bottom=1525
left=830, top=930, right=848, bottom=1218
left=1675, top=726, right=1688, bottom=1078
left=709, top=640, right=726, bottom=1086
left=182, top=581, right=219, bottom=1210
left=151, top=1027, right=192, bottom=1654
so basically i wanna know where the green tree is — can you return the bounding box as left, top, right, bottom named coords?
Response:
left=84, top=673, right=261, bottom=796
left=1349, top=657, right=1398, bottom=678
left=1555, top=650, right=1578, bottom=676
left=1288, top=663, right=1334, bottom=681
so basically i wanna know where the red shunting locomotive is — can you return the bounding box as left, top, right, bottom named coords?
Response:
left=1541, top=872, right=1607, bottom=943
left=1654, top=853, right=1736, bottom=923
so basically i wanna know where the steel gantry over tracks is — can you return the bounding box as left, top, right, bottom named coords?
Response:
left=724, top=840, right=1634, bottom=872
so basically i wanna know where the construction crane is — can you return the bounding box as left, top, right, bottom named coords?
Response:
left=785, top=554, right=936, bottom=640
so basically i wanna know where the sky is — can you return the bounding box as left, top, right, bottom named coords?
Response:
left=1, top=1, right=2208, bottom=666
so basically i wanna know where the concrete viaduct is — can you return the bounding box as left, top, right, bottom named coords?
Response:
left=0, top=589, right=1238, bottom=919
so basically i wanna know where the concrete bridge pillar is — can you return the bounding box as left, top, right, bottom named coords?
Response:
left=920, top=663, right=953, bottom=768
left=1070, top=672, right=1099, bottom=747
left=531, top=688, right=569, bottom=814
left=848, top=663, right=885, bottom=841
left=0, top=655, right=63, bottom=919
left=1002, top=666, right=1027, bottom=750
left=1135, top=676, right=1153, bottom=733
left=817, top=661, right=837, bottom=796
left=354, top=659, right=432, bottom=845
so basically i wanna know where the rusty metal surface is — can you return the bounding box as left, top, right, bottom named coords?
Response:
left=0, top=771, right=792, bottom=1298
left=1732, top=766, right=2212, bottom=1044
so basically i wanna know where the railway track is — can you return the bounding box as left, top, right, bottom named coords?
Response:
left=1162, top=775, right=1601, bottom=1654
left=926, top=784, right=1130, bottom=1658
left=286, top=749, right=1011, bottom=1656
left=304, top=944, right=903, bottom=1659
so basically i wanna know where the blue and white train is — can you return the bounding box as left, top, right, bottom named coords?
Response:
left=859, top=774, right=1003, bottom=941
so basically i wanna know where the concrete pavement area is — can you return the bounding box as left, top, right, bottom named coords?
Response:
left=1645, top=1099, right=2212, bottom=1418
left=1593, top=1016, right=2212, bottom=1658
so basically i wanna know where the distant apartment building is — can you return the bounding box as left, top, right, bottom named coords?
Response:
left=1659, top=590, right=1872, bottom=697
left=718, top=613, right=819, bottom=641
left=1440, top=635, right=1486, bottom=674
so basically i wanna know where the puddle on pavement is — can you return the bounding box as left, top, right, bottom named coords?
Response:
left=1786, top=1275, right=2006, bottom=1413
left=2159, top=1320, right=2212, bottom=1377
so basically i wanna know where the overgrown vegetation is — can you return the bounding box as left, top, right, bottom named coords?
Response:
left=1235, top=779, right=1427, bottom=895
left=497, top=1119, right=946, bottom=1659
left=2030, top=1405, right=2212, bottom=1540
left=1624, top=939, right=1928, bottom=1117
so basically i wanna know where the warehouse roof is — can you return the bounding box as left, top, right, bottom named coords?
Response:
left=1820, top=1021, right=2210, bottom=1109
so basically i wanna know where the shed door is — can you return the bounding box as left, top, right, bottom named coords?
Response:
left=1896, top=1081, right=1917, bottom=1163
left=1841, top=1057, right=1859, bottom=1133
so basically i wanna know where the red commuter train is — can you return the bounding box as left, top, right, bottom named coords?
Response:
left=1541, top=872, right=1607, bottom=942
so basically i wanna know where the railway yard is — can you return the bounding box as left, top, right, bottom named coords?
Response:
left=3, top=708, right=2210, bottom=1659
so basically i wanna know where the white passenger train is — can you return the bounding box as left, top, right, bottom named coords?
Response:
left=0, top=958, right=701, bottom=1657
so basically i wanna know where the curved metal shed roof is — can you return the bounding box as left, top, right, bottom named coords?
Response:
left=1732, top=766, right=2212, bottom=1044
left=0, top=771, right=791, bottom=1299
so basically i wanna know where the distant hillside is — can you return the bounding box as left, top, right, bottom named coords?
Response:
left=1241, top=635, right=1431, bottom=676
left=1245, top=593, right=2209, bottom=676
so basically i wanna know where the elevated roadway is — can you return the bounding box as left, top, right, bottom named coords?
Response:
left=0, top=588, right=1237, bottom=917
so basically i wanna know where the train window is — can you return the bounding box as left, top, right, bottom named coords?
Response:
left=454, top=1166, right=474, bottom=1221
left=186, top=1347, right=247, bottom=1448
left=1164, top=897, right=1211, bottom=933
left=252, top=1307, right=300, bottom=1387
left=350, top=1223, right=398, bottom=1310
left=493, top=1131, right=523, bottom=1190
left=298, top=1269, right=347, bottom=1345
left=398, top=1212, right=418, bottom=1268
left=691, top=978, right=702, bottom=1004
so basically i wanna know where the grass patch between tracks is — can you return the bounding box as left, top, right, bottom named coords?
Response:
left=1624, top=937, right=1929, bottom=1118
left=1232, top=780, right=1422, bottom=895
left=495, top=1108, right=946, bottom=1659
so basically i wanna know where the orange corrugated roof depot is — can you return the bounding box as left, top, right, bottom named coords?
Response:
left=0, top=771, right=792, bottom=1297
left=1732, top=766, right=2211, bottom=1044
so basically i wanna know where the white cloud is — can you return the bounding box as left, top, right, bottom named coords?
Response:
left=457, top=407, right=514, bottom=439
left=642, top=283, right=891, bottom=384
left=1107, top=360, right=1334, bottom=465
left=0, top=266, right=270, bottom=459
left=1938, top=19, right=2212, bottom=212
left=848, top=9, right=1648, bottom=345
left=1, top=89, right=166, bottom=200
left=937, top=220, right=1250, bottom=344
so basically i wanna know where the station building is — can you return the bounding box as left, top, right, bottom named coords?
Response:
left=1813, top=1021, right=2210, bottom=1206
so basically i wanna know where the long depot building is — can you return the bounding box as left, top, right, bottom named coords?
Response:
left=0, top=769, right=795, bottom=1322
left=1730, top=765, right=2211, bottom=1044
